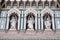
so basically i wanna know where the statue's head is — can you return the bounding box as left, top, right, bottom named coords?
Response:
left=29, top=17, right=32, bottom=20
left=47, top=17, right=50, bottom=21
left=12, top=16, right=15, bottom=19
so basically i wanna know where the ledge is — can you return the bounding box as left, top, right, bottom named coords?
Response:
left=0, top=30, right=59, bottom=35
left=0, top=30, right=60, bottom=39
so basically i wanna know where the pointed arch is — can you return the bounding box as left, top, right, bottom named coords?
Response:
left=8, top=7, right=20, bottom=17
left=6, top=7, right=21, bottom=30
left=26, top=12, right=35, bottom=30
left=41, top=7, right=54, bottom=17
left=25, top=8, right=37, bottom=17
left=41, top=7, right=55, bottom=30
left=43, top=13, right=52, bottom=30
left=24, top=8, right=37, bottom=30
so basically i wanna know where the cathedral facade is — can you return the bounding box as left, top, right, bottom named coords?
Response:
left=0, top=0, right=60, bottom=40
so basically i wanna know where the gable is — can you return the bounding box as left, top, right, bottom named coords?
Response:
left=41, top=7, right=54, bottom=17
left=8, top=7, right=20, bottom=17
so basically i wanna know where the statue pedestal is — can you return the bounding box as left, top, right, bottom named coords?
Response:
left=9, top=28, right=16, bottom=30
left=25, top=30, right=36, bottom=35
left=44, top=29, right=54, bottom=35
left=27, top=29, right=34, bottom=31
left=45, top=29, right=51, bottom=31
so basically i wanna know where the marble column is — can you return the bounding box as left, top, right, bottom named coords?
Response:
left=6, top=17, right=9, bottom=30
left=24, top=16, right=26, bottom=30
left=52, top=14, right=55, bottom=30
left=35, top=14, right=37, bottom=30
left=41, top=17, right=43, bottom=30
left=21, top=11, right=24, bottom=30
left=18, top=14, right=20, bottom=30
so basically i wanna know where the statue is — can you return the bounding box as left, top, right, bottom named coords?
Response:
left=10, top=16, right=17, bottom=30
left=44, top=16, right=51, bottom=30
left=27, top=16, right=35, bottom=30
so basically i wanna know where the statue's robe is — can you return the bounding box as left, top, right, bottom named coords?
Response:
left=10, top=18, right=17, bottom=30
left=44, top=20, right=51, bottom=29
left=27, top=18, right=34, bottom=30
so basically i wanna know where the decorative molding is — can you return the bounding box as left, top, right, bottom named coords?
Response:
left=41, top=7, right=55, bottom=30
left=24, top=8, right=38, bottom=30
left=41, top=7, right=54, bottom=17
left=25, top=8, right=37, bottom=17
left=8, top=7, right=20, bottom=17
left=6, top=7, right=21, bottom=30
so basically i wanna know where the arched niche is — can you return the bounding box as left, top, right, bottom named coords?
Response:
left=6, top=7, right=20, bottom=30
left=24, top=8, right=37, bottom=30
left=41, top=7, right=55, bottom=30
left=43, top=13, right=52, bottom=30
left=9, top=13, right=18, bottom=30
left=26, top=13, right=35, bottom=30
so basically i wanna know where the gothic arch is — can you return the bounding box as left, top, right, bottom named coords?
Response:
left=41, top=7, right=55, bottom=30
left=26, top=13, right=35, bottom=30
left=43, top=13, right=52, bottom=30
left=25, top=8, right=37, bottom=16
left=9, top=13, right=18, bottom=30
left=6, top=7, right=21, bottom=30
left=8, top=7, right=20, bottom=17
left=24, top=8, right=37, bottom=30
left=41, top=7, right=54, bottom=17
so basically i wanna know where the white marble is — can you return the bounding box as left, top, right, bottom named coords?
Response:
left=44, top=20, right=51, bottom=29
left=6, top=7, right=21, bottom=30
left=41, top=7, right=55, bottom=30
left=24, top=8, right=37, bottom=30
left=10, top=17, right=17, bottom=30
left=27, top=17, right=35, bottom=30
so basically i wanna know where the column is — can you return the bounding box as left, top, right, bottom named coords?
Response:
left=21, top=11, right=24, bottom=30
left=35, top=14, right=37, bottom=30
left=52, top=14, right=55, bottom=30
left=18, top=14, right=20, bottom=30
left=24, top=16, right=26, bottom=30
left=6, top=17, right=9, bottom=30
left=38, top=11, right=41, bottom=30
left=23, top=13, right=24, bottom=30
left=41, top=16, right=43, bottom=30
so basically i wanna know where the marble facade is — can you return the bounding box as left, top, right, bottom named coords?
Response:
left=0, top=7, right=56, bottom=31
